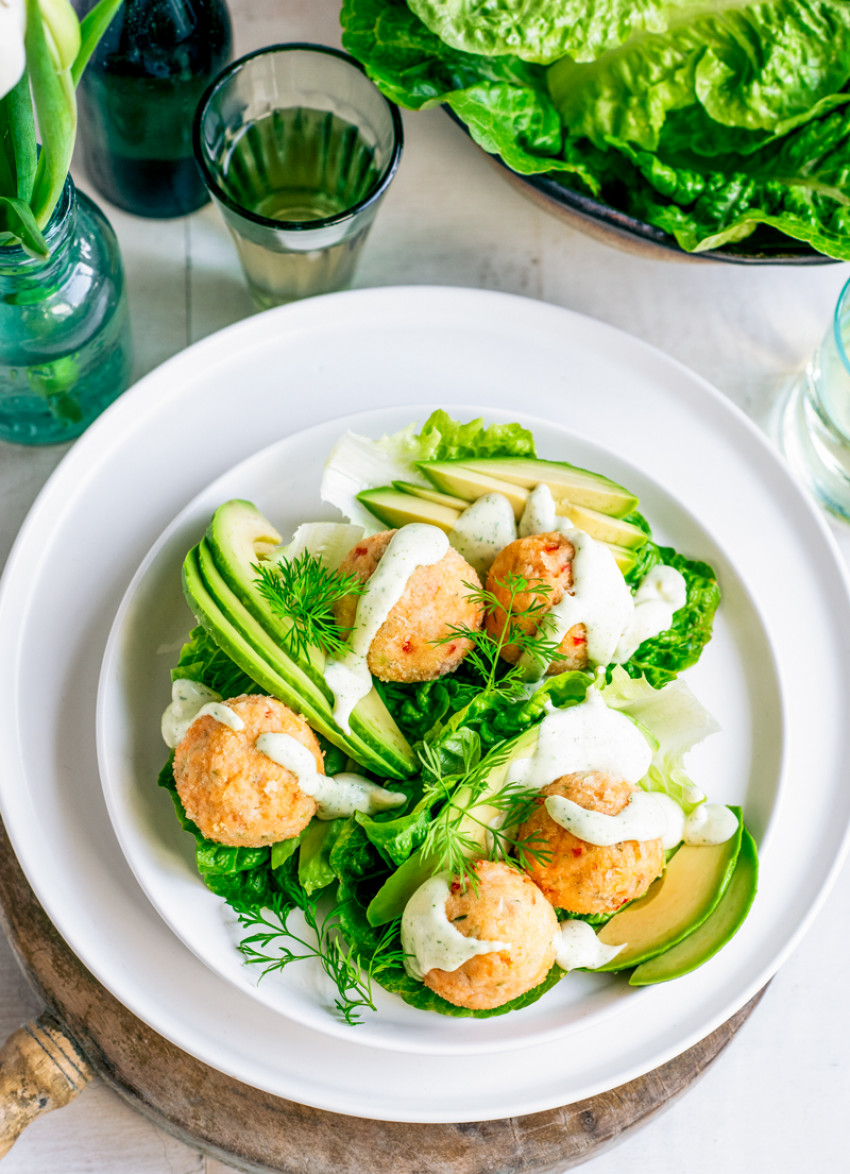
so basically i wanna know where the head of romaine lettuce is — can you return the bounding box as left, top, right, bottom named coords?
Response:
left=341, top=0, right=850, bottom=257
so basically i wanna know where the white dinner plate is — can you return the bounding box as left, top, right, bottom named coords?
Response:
left=1, top=287, right=849, bottom=1122
left=97, top=406, right=780, bottom=1056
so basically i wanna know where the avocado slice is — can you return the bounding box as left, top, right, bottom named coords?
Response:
left=595, top=809, right=743, bottom=971
left=558, top=503, right=648, bottom=551
left=184, top=508, right=418, bottom=779
left=393, top=480, right=469, bottom=511
left=197, top=538, right=331, bottom=698
left=628, top=827, right=757, bottom=985
left=414, top=461, right=647, bottom=552
left=417, top=461, right=530, bottom=516
left=183, top=546, right=314, bottom=706
left=205, top=500, right=303, bottom=650
left=186, top=545, right=411, bottom=776
left=357, top=487, right=461, bottom=533
left=453, top=457, right=639, bottom=517
left=599, top=540, right=639, bottom=576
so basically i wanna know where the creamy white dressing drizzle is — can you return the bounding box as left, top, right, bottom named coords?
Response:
left=517, top=520, right=633, bottom=679
left=161, top=679, right=245, bottom=748
left=646, top=792, right=687, bottom=850
left=255, top=731, right=406, bottom=820
left=324, top=524, right=449, bottom=732
left=544, top=790, right=667, bottom=846
left=474, top=483, right=688, bottom=675
left=448, top=493, right=517, bottom=576
left=682, top=802, right=738, bottom=846
left=613, top=564, right=688, bottom=663
left=518, top=483, right=558, bottom=537
left=197, top=702, right=245, bottom=733
left=553, top=920, right=624, bottom=971
left=633, top=793, right=736, bottom=849
left=508, top=688, right=652, bottom=792
left=684, top=784, right=706, bottom=806
left=400, top=874, right=510, bottom=981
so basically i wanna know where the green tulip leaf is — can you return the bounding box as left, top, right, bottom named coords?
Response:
left=0, top=194, right=49, bottom=256
left=73, top=0, right=124, bottom=87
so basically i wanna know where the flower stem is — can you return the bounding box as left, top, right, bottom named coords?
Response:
left=25, top=0, right=76, bottom=228
left=0, top=74, right=37, bottom=203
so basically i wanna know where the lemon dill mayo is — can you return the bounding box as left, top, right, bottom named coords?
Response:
left=508, top=688, right=653, bottom=791
left=161, top=679, right=245, bottom=748
left=256, top=731, right=406, bottom=819
left=448, top=492, right=517, bottom=576
left=518, top=483, right=687, bottom=672
left=323, top=523, right=449, bottom=731
left=400, top=873, right=510, bottom=980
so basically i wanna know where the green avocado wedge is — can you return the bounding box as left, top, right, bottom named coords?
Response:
left=628, top=827, right=758, bottom=985
left=183, top=538, right=417, bottom=779
left=425, top=456, right=640, bottom=517
left=595, top=808, right=743, bottom=971
left=357, top=487, right=460, bottom=533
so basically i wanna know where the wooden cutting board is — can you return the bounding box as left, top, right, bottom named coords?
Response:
left=0, top=821, right=764, bottom=1172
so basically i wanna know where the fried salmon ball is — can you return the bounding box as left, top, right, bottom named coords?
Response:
left=518, top=771, right=664, bottom=916
left=424, top=860, right=558, bottom=1011
left=333, top=528, right=483, bottom=683
left=485, top=532, right=588, bottom=674
left=173, top=694, right=320, bottom=848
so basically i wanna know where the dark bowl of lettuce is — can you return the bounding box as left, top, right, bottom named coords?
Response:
left=342, top=0, right=850, bottom=264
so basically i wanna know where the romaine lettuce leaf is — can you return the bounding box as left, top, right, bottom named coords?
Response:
left=158, top=757, right=284, bottom=906
left=547, top=3, right=850, bottom=152
left=623, top=106, right=850, bottom=255
left=601, top=666, right=719, bottom=811
left=340, top=0, right=597, bottom=181
left=341, top=0, right=850, bottom=258
left=407, top=0, right=781, bottom=66
left=321, top=409, right=536, bottom=529
left=618, top=545, right=720, bottom=687
left=298, top=818, right=345, bottom=895
left=171, top=624, right=260, bottom=697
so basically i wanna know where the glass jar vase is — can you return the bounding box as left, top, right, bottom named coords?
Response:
left=0, top=178, right=133, bottom=446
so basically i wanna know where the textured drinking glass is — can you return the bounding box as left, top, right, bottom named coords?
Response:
left=193, top=44, right=403, bottom=308
left=781, top=278, right=850, bottom=520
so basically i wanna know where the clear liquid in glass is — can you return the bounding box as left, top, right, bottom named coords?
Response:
left=216, top=107, right=382, bottom=306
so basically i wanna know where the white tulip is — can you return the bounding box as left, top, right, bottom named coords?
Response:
left=39, top=0, right=81, bottom=73
left=0, top=0, right=27, bottom=102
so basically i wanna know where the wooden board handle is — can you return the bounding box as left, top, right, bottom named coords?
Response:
left=0, top=1012, right=93, bottom=1159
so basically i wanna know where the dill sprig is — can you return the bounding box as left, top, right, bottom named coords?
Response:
left=253, top=552, right=365, bottom=661
left=233, top=879, right=405, bottom=1026
left=417, top=739, right=552, bottom=889
left=434, top=573, right=561, bottom=693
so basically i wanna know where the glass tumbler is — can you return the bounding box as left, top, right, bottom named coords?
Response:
left=780, top=278, right=850, bottom=520
left=193, top=44, right=403, bottom=308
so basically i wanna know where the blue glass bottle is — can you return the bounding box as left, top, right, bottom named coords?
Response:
left=0, top=178, right=133, bottom=445
left=75, top=0, right=233, bottom=218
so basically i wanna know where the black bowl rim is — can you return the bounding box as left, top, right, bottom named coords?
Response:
left=443, top=107, right=836, bottom=267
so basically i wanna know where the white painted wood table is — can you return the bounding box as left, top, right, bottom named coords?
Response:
left=2, top=2, right=850, bottom=1171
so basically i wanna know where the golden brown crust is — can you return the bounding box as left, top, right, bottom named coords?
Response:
left=484, top=532, right=588, bottom=673
left=518, top=771, right=664, bottom=916
left=423, top=860, right=558, bottom=1011
left=334, top=529, right=484, bottom=683
left=173, top=694, right=320, bottom=848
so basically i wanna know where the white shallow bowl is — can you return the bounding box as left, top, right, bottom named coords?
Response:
left=0, top=287, right=849, bottom=1121
left=97, top=405, right=781, bottom=1056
